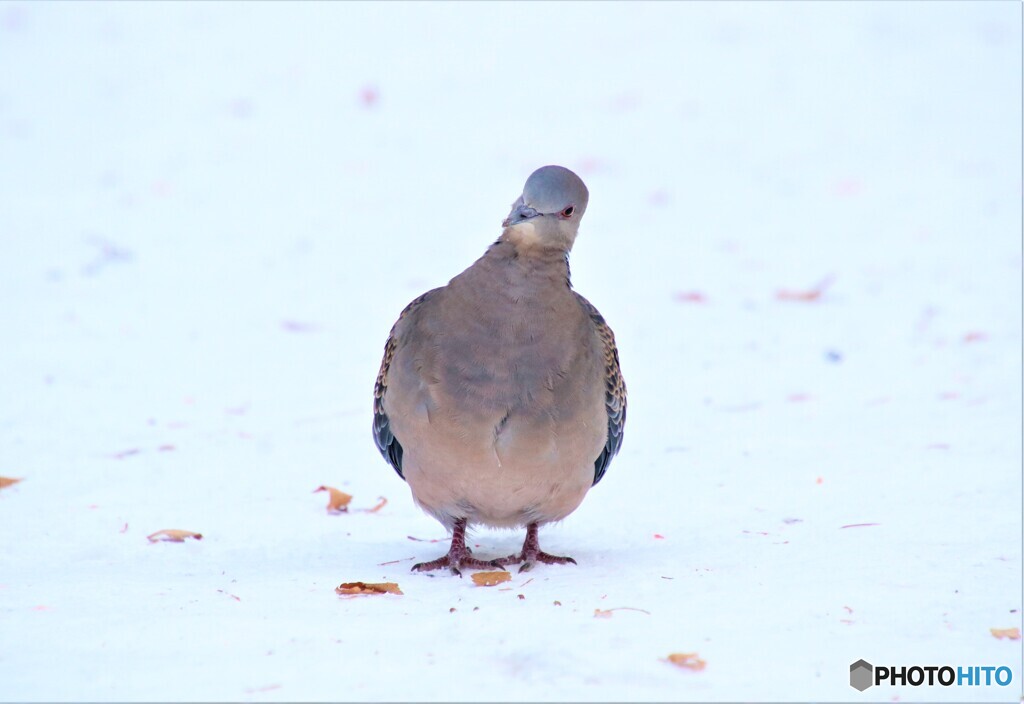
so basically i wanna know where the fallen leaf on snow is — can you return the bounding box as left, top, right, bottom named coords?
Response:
left=335, top=582, right=403, bottom=596
left=0, top=476, right=23, bottom=490
left=470, top=571, right=512, bottom=587
left=990, top=627, right=1020, bottom=640
left=666, top=652, right=706, bottom=671
left=314, top=485, right=352, bottom=513
left=146, top=529, right=202, bottom=543
left=360, top=496, right=387, bottom=513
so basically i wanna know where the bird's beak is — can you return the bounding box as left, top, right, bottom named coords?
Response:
left=502, top=200, right=540, bottom=228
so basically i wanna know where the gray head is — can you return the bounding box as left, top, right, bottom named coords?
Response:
left=502, top=165, right=589, bottom=251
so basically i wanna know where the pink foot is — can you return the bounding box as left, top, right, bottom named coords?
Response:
left=411, top=518, right=502, bottom=576
left=495, top=523, right=577, bottom=573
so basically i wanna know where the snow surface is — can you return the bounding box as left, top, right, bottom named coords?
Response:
left=0, top=2, right=1021, bottom=702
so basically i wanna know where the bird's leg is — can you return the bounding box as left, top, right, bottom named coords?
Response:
left=496, top=522, right=577, bottom=572
left=411, top=517, right=503, bottom=576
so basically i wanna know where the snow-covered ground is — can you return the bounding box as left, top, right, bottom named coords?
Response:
left=1, top=2, right=1020, bottom=701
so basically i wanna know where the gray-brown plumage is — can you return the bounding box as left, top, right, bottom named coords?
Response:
left=372, top=165, right=626, bottom=574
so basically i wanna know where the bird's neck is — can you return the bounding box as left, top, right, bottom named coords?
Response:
left=484, top=239, right=572, bottom=289
left=499, top=221, right=576, bottom=253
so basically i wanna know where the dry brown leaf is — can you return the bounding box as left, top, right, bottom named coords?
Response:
left=990, top=627, right=1021, bottom=640
left=666, top=652, right=706, bottom=671
left=314, top=485, right=352, bottom=513
left=335, top=581, right=403, bottom=596
left=0, top=476, right=23, bottom=490
left=470, top=571, right=512, bottom=587
left=147, top=529, right=202, bottom=543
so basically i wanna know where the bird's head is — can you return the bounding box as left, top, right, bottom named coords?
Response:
left=501, top=165, right=589, bottom=252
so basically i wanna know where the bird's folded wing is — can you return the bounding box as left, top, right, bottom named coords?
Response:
left=373, top=289, right=439, bottom=480
left=574, top=292, right=627, bottom=485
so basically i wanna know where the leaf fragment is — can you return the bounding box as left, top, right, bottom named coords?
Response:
left=314, top=485, right=352, bottom=513
left=470, top=571, right=512, bottom=587
left=335, top=581, right=403, bottom=596
left=361, top=496, right=388, bottom=513
left=146, top=529, right=202, bottom=543
left=990, top=627, right=1021, bottom=640
left=594, top=606, right=651, bottom=618
left=666, top=652, right=706, bottom=671
left=776, top=274, right=835, bottom=302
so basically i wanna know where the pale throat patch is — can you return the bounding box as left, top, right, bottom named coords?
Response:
left=504, top=220, right=576, bottom=251
left=505, top=221, right=541, bottom=247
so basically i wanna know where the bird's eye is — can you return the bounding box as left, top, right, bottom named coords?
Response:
left=560, top=206, right=575, bottom=218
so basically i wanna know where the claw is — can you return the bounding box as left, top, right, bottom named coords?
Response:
left=500, top=523, right=577, bottom=571
left=412, top=520, right=576, bottom=574
left=412, top=518, right=503, bottom=575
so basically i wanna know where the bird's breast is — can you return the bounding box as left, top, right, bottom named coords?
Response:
left=431, top=290, right=594, bottom=420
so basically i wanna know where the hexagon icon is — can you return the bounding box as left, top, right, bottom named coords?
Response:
left=850, top=659, right=873, bottom=691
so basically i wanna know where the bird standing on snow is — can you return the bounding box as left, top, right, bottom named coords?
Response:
left=373, top=165, right=626, bottom=574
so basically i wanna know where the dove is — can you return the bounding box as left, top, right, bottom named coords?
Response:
left=373, top=165, right=626, bottom=574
